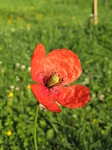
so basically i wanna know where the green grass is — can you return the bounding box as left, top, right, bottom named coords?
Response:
left=0, top=0, right=112, bottom=149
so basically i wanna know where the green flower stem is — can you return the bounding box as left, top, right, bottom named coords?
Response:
left=34, top=103, right=39, bottom=150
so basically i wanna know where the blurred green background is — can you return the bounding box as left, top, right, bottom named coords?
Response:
left=0, top=0, right=112, bottom=149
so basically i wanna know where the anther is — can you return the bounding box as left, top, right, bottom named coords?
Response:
left=47, top=75, right=59, bottom=88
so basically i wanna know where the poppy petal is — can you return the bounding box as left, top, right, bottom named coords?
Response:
left=45, top=49, right=82, bottom=85
left=52, top=85, right=90, bottom=108
left=31, top=44, right=46, bottom=83
left=31, top=84, right=61, bottom=112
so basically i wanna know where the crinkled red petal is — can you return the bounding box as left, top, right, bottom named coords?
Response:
left=31, top=44, right=46, bottom=83
left=45, top=49, right=82, bottom=85
left=31, top=84, right=61, bottom=112
left=52, top=85, right=90, bottom=108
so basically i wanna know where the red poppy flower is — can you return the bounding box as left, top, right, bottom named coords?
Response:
left=31, top=44, right=90, bottom=112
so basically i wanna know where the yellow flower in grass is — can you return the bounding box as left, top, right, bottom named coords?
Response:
left=25, top=15, right=27, bottom=19
left=7, top=19, right=11, bottom=24
left=7, top=131, right=12, bottom=136
left=0, top=47, right=2, bottom=51
left=10, top=15, right=13, bottom=19
left=72, top=16, right=76, bottom=20
left=8, top=92, right=13, bottom=98
left=31, top=6, right=34, bottom=10
left=62, top=138, right=64, bottom=142
left=27, top=24, right=30, bottom=30
left=59, top=15, right=62, bottom=19
left=92, top=119, right=97, bottom=124
left=27, top=84, right=31, bottom=89
left=21, top=18, right=23, bottom=21
left=21, top=91, right=24, bottom=96
left=17, top=16, right=21, bottom=20
left=54, top=15, right=57, bottom=19
left=62, top=22, right=66, bottom=26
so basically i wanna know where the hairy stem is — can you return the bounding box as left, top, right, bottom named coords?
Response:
left=34, top=103, right=39, bottom=150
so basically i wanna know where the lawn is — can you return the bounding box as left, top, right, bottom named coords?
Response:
left=0, top=0, right=112, bottom=149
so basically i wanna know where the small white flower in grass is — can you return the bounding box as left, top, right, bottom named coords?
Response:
left=16, top=76, right=20, bottom=81
left=15, top=63, right=20, bottom=69
left=90, top=93, right=96, bottom=100
left=25, top=54, right=30, bottom=60
left=84, top=78, right=90, bottom=84
left=11, top=28, right=15, bottom=32
left=9, top=44, right=12, bottom=48
left=72, top=114, right=77, bottom=118
left=15, top=86, right=19, bottom=91
left=39, top=104, right=45, bottom=111
left=5, top=33, right=8, bottom=36
left=108, top=70, right=111, bottom=75
left=98, top=94, right=105, bottom=101
left=84, top=69, right=88, bottom=73
left=10, top=85, right=14, bottom=91
left=92, top=93, right=96, bottom=98
left=1, top=69, right=4, bottom=73
left=105, top=57, right=108, bottom=60
left=27, top=67, right=31, bottom=72
left=83, top=77, right=90, bottom=85
left=90, top=14, right=94, bottom=17
left=21, top=65, right=26, bottom=70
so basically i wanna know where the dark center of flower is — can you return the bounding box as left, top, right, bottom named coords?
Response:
left=46, top=75, right=59, bottom=88
left=42, top=70, right=64, bottom=88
